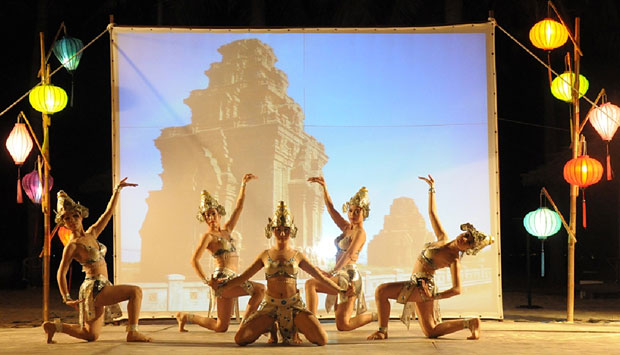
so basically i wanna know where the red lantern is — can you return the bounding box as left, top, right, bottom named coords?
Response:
left=563, top=155, right=603, bottom=227
left=587, top=103, right=620, bottom=180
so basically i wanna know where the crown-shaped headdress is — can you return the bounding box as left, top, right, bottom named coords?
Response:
left=196, top=190, right=226, bottom=222
left=342, top=186, right=370, bottom=219
left=265, top=201, right=298, bottom=239
left=460, top=223, right=494, bottom=256
left=54, top=190, right=89, bottom=225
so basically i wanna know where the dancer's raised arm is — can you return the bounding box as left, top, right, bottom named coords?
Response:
left=418, top=175, right=447, bottom=242
left=224, top=173, right=257, bottom=231
left=308, top=176, right=348, bottom=231
left=88, top=177, right=137, bottom=238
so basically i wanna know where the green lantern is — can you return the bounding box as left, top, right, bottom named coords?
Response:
left=52, top=36, right=84, bottom=72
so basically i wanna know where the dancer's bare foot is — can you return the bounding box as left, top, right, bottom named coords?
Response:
left=175, top=312, right=189, bottom=332
left=291, top=331, right=303, bottom=344
left=127, top=331, right=153, bottom=342
left=466, top=318, right=480, bottom=340
left=42, top=321, right=56, bottom=344
left=367, top=330, right=388, bottom=340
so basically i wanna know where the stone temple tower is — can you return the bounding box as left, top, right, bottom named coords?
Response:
left=137, top=39, right=328, bottom=281
left=368, top=197, right=434, bottom=270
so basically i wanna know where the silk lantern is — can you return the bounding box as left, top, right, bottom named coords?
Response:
left=587, top=103, right=620, bottom=180
left=524, top=207, right=562, bottom=276
left=29, top=84, right=68, bottom=114
left=551, top=72, right=589, bottom=102
left=52, top=36, right=84, bottom=72
left=529, top=18, right=569, bottom=50
left=22, top=165, right=53, bottom=204
left=563, top=155, right=603, bottom=227
left=6, top=122, right=33, bottom=203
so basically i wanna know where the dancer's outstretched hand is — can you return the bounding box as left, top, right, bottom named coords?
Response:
left=418, top=174, right=434, bottom=188
left=307, top=176, right=326, bottom=187
left=116, top=177, right=138, bottom=190
left=242, top=173, right=258, bottom=184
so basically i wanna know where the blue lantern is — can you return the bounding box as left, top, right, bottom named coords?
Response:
left=524, top=207, right=562, bottom=277
left=52, top=36, right=84, bottom=72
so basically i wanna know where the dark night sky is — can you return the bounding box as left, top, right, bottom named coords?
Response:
left=1, top=0, right=619, bottom=291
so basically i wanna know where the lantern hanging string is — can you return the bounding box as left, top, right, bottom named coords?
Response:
left=0, top=25, right=111, bottom=119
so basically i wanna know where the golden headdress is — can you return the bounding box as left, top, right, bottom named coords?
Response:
left=342, top=186, right=370, bottom=219
left=265, top=201, right=298, bottom=239
left=196, top=190, right=226, bottom=222
left=54, top=190, right=89, bottom=225
left=460, top=223, right=494, bottom=256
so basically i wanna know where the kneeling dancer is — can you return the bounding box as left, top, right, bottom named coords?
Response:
left=367, top=175, right=493, bottom=341
left=216, top=201, right=353, bottom=346
left=43, top=178, right=151, bottom=343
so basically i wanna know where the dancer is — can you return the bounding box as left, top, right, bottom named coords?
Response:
left=176, top=173, right=268, bottom=335
left=304, top=177, right=375, bottom=330
left=43, top=178, right=151, bottom=343
left=216, top=201, right=353, bottom=346
left=367, top=175, right=493, bottom=341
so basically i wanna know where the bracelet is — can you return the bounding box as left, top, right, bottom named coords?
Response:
left=62, top=293, right=73, bottom=303
left=428, top=187, right=436, bottom=193
left=241, top=182, right=246, bottom=188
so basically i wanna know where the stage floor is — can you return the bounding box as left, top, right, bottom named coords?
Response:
left=1, top=318, right=619, bottom=354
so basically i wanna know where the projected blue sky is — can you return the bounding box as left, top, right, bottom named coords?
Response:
left=116, top=30, right=494, bottom=263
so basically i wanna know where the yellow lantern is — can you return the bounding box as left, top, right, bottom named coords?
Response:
left=28, top=84, right=68, bottom=114
left=529, top=18, right=569, bottom=50
left=551, top=72, right=589, bottom=102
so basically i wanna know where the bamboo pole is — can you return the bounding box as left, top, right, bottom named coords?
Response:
left=567, top=17, right=581, bottom=323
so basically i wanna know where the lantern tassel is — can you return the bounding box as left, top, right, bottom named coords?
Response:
left=541, top=240, right=545, bottom=278
left=582, top=189, right=587, bottom=228
left=70, top=73, right=75, bottom=107
left=606, top=143, right=613, bottom=180
left=16, top=167, right=23, bottom=204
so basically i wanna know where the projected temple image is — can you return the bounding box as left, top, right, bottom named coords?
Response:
left=111, top=26, right=501, bottom=318
left=139, top=38, right=328, bottom=281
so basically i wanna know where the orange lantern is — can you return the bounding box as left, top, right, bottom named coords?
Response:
left=563, top=155, right=603, bottom=227
left=529, top=18, right=569, bottom=50
left=57, top=226, right=72, bottom=246
left=587, top=103, right=620, bottom=180
left=6, top=121, right=34, bottom=203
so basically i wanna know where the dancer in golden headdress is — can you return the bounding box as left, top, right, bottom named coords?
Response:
left=215, top=201, right=353, bottom=346
left=304, top=177, right=376, bottom=331
left=175, top=173, right=269, bottom=336
left=367, top=175, right=493, bottom=341
left=42, top=178, right=152, bottom=343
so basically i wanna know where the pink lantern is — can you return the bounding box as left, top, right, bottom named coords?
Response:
left=587, top=102, right=620, bottom=180
left=5, top=122, right=33, bottom=203
left=22, top=166, right=53, bottom=204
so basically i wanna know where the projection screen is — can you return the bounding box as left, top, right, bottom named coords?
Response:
left=110, top=23, right=502, bottom=319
